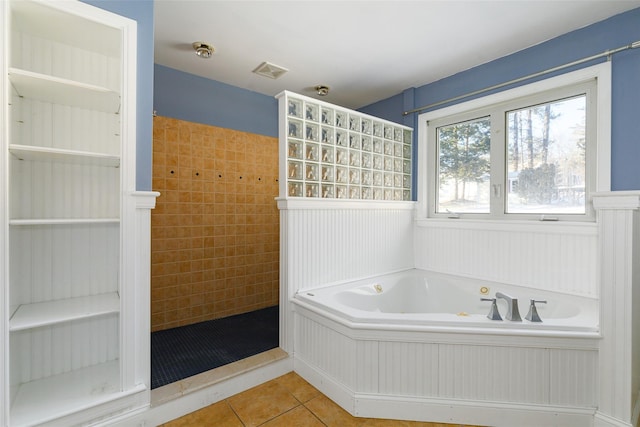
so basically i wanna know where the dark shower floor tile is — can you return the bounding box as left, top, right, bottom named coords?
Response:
left=151, top=306, right=279, bottom=389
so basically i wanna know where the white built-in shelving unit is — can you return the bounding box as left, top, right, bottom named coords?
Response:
left=1, top=1, right=152, bottom=426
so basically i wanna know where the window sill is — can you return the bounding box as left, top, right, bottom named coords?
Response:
left=415, top=217, right=597, bottom=235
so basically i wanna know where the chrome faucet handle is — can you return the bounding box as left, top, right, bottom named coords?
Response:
left=481, top=298, right=502, bottom=321
left=525, top=299, right=547, bottom=322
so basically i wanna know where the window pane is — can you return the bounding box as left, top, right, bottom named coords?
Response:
left=506, top=96, right=586, bottom=214
left=436, top=117, right=491, bottom=213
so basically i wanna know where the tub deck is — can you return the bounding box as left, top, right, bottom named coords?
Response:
left=294, top=268, right=599, bottom=336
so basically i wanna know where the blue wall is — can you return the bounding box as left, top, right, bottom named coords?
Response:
left=82, top=0, right=155, bottom=191
left=85, top=2, right=639, bottom=192
left=360, top=7, right=640, bottom=191
left=153, top=65, right=278, bottom=138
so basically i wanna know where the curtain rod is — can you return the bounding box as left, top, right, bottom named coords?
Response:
left=402, top=40, right=640, bottom=117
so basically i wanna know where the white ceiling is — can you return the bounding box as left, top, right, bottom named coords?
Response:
left=154, top=0, right=640, bottom=109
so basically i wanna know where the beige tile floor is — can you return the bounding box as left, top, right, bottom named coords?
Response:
left=161, top=372, right=483, bottom=427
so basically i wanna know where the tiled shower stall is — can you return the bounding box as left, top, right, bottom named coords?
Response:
left=151, top=116, right=279, bottom=332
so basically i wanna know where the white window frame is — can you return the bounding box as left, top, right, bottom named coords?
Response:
left=417, top=62, right=611, bottom=222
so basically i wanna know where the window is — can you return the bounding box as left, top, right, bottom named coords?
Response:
left=436, top=117, right=491, bottom=213
left=506, top=95, right=587, bottom=215
left=420, top=64, right=610, bottom=221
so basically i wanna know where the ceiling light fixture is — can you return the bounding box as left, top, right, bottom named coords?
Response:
left=315, top=85, right=330, bottom=96
left=192, top=42, right=214, bottom=58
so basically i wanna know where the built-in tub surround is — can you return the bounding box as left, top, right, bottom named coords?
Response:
left=280, top=194, right=640, bottom=427
left=293, top=269, right=599, bottom=427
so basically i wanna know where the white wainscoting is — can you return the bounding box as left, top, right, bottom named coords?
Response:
left=414, top=219, right=599, bottom=298
left=294, top=307, right=599, bottom=426
left=278, top=199, right=415, bottom=352
left=593, top=192, right=640, bottom=427
left=278, top=199, right=415, bottom=292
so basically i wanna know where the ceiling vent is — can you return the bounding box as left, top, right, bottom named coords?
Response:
left=252, top=61, right=288, bottom=79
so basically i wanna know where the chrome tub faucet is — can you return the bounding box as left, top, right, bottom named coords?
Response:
left=496, top=292, right=522, bottom=321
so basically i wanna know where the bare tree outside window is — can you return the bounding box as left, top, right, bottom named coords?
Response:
left=436, top=117, right=491, bottom=213
left=506, top=95, right=586, bottom=214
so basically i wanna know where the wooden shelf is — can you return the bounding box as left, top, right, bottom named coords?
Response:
left=9, top=360, right=146, bottom=427
left=9, top=67, right=120, bottom=113
left=10, top=292, right=120, bottom=331
left=9, top=144, right=120, bottom=167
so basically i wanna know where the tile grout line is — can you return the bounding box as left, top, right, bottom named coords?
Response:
left=252, top=387, right=329, bottom=427
left=301, top=398, right=329, bottom=427
left=256, top=400, right=302, bottom=427
left=224, top=399, right=248, bottom=427
left=255, top=401, right=304, bottom=426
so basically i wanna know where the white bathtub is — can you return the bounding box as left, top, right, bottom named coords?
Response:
left=294, top=268, right=599, bottom=335
left=292, top=269, right=601, bottom=426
